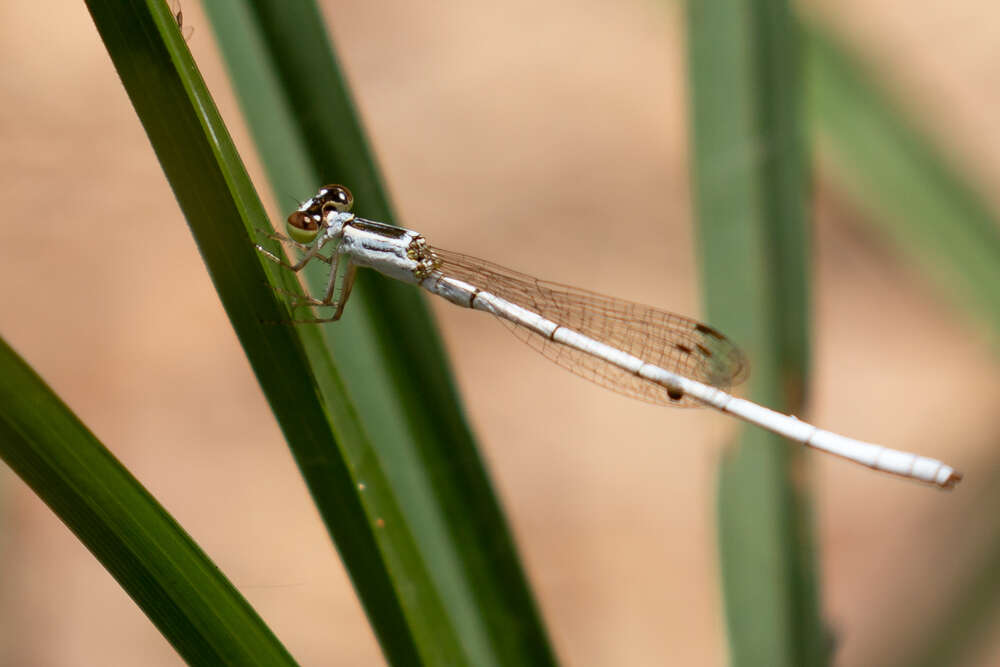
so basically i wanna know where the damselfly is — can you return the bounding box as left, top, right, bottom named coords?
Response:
left=258, top=185, right=961, bottom=489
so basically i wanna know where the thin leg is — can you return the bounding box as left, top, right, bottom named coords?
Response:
left=267, top=285, right=333, bottom=308
left=316, top=248, right=343, bottom=307
left=322, top=250, right=343, bottom=303
left=256, top=241, right=326, bottom=272
left=257, top=244, right=333, bottom=269
left=255, top=227, right=319, bottom=252
left=267, top=249, right=357, bottom=322
left=275, top=267, right=357, bottom=324
left=301, top=254, right=356, bottom=321
left=327, top=265, right=357, bottom=321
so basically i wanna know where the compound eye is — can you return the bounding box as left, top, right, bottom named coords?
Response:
left=285, top=210, right=320, bottom=243
left=318, top=184, right=354, bottom=214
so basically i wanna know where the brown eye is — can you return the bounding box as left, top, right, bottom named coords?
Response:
left=285, top=210, right=321, bottom=243
left=317, top=184, right=354, bottom=214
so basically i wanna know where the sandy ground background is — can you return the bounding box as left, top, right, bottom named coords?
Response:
left=0, top=1, right=998, bottom=665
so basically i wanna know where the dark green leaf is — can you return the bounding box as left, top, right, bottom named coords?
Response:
left=0, top=335, right=297, bottom=665
left=86, top=0, right=465, bottom=663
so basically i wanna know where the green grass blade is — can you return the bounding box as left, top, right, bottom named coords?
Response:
left=0, top=336, right=297, bottom=665
left=202, top=2, right=556, bottom=664
left=807, top=26, right=1000, bottom=349
left=686, top=1, right=826, bottom=664
left=85, top=0, right=467, bottom=663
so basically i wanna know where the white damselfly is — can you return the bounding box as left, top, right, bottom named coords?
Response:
left=258, top=184, right=962, bottom=489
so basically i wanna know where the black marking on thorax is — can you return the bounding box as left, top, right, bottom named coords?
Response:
left=349, top=218, right=410, bottom=239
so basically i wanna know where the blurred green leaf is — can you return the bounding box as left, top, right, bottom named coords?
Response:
left=0, top=334, right=297, bottom=665
left=686, top=0, right=826, bottom=664
left=807, top=26, right=1000, bottom=350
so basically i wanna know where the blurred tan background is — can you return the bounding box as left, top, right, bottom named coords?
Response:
left=1, top=0, right=998, bottom=664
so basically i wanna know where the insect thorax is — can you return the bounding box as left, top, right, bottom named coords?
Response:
left=407, top=236, right=441, bottom=279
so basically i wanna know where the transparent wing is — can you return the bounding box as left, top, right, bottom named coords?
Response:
left=431, top=247, right=748, bottom=407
